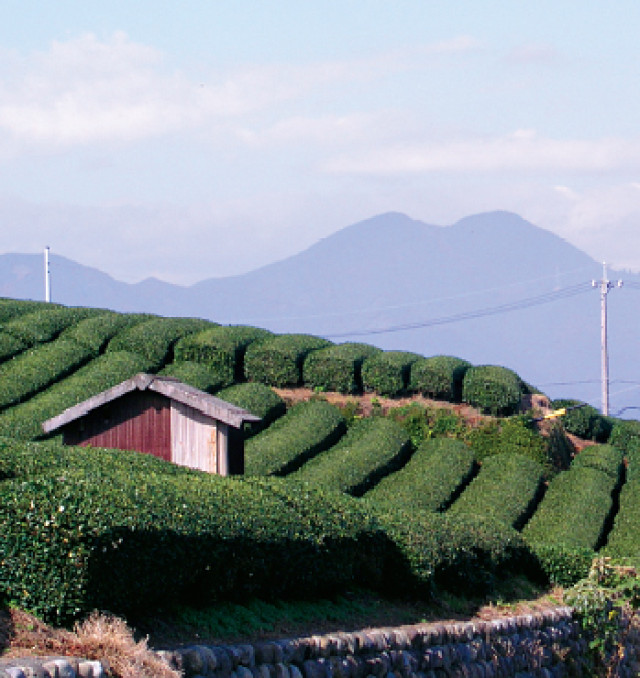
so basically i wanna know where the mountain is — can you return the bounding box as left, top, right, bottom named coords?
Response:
left=1, top=211, right=638, bottom=414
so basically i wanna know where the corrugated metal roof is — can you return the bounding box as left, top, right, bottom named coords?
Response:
left=42, top=373, right=260, bottom=434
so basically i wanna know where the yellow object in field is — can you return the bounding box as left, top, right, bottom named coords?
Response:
left=542, top=407, right=567, bottom=420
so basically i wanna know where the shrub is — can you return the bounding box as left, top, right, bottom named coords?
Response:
left=61, top=313, right=152, bottom=354
left=303, top=342, right=380, bottom=393
left=0, top=306, right=100, bottom=362
left=244, top=334, right=332, bottom=387
left=174, top=325, right=272, bottom=385
left=609, top=418, right=640, bottom=455
left=107, top=317, right=214, bottom=371
left=462, top=364, right=524, bottom=416
left=522, top=466, right=617, bottom=551
left=160, top=361, right=226, bottom=393
left=216, top=382, right=286, bottom=436
left=551, top=399, right=612, bottom=442
left=244, top=400, right=346, bottom=476
left=447, top=453, right=545, bottom=530
left=361, top=351, right=422, bottom=397
left=373, top=507, right=538, bottom=598
left=0, top=340, right=94, bottom=411
left=362, top=438, right=476, bottom=513
left=292, top=416, right=412, bottom=496
left=387, top=402, right=468, bottom=447
left=571, top=444, right=624, bottom=480
left=0, top=298, right=48, bottom=323
left=602, top=480, right=640, bottom=560
left=409, top=355, right=471, bottom=402
left=466, top=416, right=550, bottom=472
left=530, top=543, right=596, bottom=587
left=0, top=351, right=155, bottom=440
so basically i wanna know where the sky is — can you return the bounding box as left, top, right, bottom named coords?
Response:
left=1, top=1, right=640, bottom=284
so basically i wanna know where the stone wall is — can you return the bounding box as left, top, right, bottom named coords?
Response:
left=160, top=607, right=593, bottom=678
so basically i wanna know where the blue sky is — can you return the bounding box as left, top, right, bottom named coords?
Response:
left=1, top=1, right=640, bottom=284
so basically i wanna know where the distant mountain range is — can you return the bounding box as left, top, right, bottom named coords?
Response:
left=2, top=211, right=638, bottom=414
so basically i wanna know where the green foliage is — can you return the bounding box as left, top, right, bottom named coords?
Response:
left=0, top=306, right=100, bottom=362
left=409, top=355, right=471, bottom=402
left=303, top=342, right=380, bottom=394
left=529, top=543, right=596, bottom=587
left=216, top=382, right=286, bottom=436
left=603, top=481, right=640, bottom=560
left=0, top=298, right=49, bottom=323
left=292, top=416, right=411, bottom=496
left=466, top=416, right=550, bottom=472
left=462, top=364, right=524, bottom=416
left=572, top=444, right=624, bottom=480
left=244, top=400, right=346, bottom=476
left=448, top=453, right=545, bottom=530
left=545, top=421, right=575, bottom=473
left=0, top=340, right=94, bottom=411
left=174, top=325, right=271, bottom=385
left=160, top=361, right=225, bottom=393
left=551, top=399, right=612, bottom=442
left=522, top=466, right=618, bottom=551
left=361, top=350, right=422, bottom=397
left=387, top=402, right=468, bottom=447
left=60, top=312, right=151, bottom=353
left=362, top=437, right=476, bottom=513
left=244, top=334, right=332, bottom=387
left=0, top=443, right=385, bottom=623
left=373, top=507, right=538, bottom=598
left=609, top=418, right=640, bottom=455
left=0, top=351, right=155, bottom=440
left=107, top=317, right=213, bottom=371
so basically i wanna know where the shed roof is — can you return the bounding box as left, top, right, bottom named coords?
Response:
left=42, top=373, right=261, bottom=434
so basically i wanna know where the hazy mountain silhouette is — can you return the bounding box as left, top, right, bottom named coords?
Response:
left=2, top=211, right=638, bottom=414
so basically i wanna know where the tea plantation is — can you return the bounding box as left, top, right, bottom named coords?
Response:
left=0, top=297, right=638, bottom=626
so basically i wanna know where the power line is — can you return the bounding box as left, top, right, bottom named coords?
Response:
left=323, top=283, right=592, bottom=338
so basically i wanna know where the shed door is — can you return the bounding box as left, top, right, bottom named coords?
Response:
left=170, top=401, right=217, bottom=473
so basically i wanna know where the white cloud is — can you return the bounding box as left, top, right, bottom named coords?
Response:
left=325, top=130, right=640, bottom=174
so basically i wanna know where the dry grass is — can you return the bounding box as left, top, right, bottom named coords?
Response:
left=1, top=609, right=180, bottom=678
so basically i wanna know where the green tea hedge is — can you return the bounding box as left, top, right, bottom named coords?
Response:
left=60, top=312, right=152, bottom=353
left=447, top=453, right=545, bottom=530
left=462, top=364, right=524, bottom=416
left=0, top=298, right=48, bottom=323
left=244, top=334, right=332, bottom=387
left=551, top=399, right=612, bottom=442
left=361, top=351, right=422, bottom=397
left=160, top=361, right=226, bottom=393
left=571, top=444, right=624, bottom=480
left=362, top=438, right=476, bottom=513
left=0, top=339, right=94, bottom=411
left=0, top=351, right=155, bottom=440
left=603, top=480, right=640, bottom=560
left=292, top=416, right=412, bottom=496
left=302, top=342, right=380, bottom=394
left=529, top=543, right=596, bottom=587
left=244, top=400, right=345, bottom=476
left=409, top=355, right=471, bottom=402
left=107, top=317, right=214, bottom=371
left=609, top=419, right=640, bottom=455
left=216, top=382, right=286, bottom=436
left=522, top=466, right=617, bottom=551
left=175, top=325, right=272, bottom=385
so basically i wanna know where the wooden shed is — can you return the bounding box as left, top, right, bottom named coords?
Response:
left=42, top=373, right=260, bottom=476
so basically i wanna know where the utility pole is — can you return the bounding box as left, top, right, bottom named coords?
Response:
left=44, top=246, right=51, bottom=303
left=592, top=262, right=622, bottom=416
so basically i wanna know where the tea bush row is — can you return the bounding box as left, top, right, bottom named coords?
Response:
left=571, top=444, right=624, bottom=480
left=462, top=364, right=524, bottom=416
left=409, top=355, right=471, bottom=402
left=0, top=306, right=101, bottom=362
left=60, top=312, right=152, bottom=353
left=362, top=438, right=476, bottom=513
left=160, top=360, right=226, bottom=393
left=175, top=325, right=273, bottom=386
left=303, top=342, right=380, bottom=394
left=522, top=466, right=617, bottom=551
left=244, top=400, right=346, bottom=476
left=551, top=399, right=612, bottom=442
left=361, top=350, right=422, bottom=396
left=447, top=453, right=545, bottom=530
left=107, top=317, right=214, bottom=371
left=603, top=480, right=640, bottom=560
left=0, top=351, right=155, bottom=440
left=292, top=416, right=412, bottom=496
left=216, top=382, right=286, bottom=437
left=0, top=298, right=51, bottom=323
left=244, top=334, right=332, bottom=387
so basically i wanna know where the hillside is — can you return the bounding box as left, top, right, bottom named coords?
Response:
left=2, top=211, right=639, bottom=413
